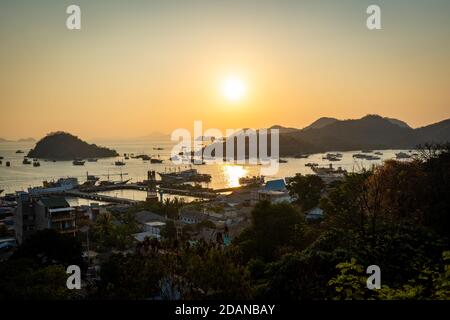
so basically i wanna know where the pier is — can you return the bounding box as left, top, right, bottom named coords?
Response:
left=63, top=190, right=141, bottom=205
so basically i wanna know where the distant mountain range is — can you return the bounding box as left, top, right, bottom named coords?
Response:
left=27, top=132, right=119, bottom=160
left=0, top=137, right=35, bottom=143
left=218, top=115, right=450, bottom=157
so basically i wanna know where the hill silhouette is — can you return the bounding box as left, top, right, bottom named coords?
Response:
left=27, top=132, right=118, bottom=160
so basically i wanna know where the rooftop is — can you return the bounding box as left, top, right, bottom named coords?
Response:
left=39, top=197, right=70, bottom=208
left=264, top=179, right=287, bottom=191
left=135, top=210, right=167, bottom=224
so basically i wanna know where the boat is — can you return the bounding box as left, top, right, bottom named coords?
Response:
left=6, top=161, right=10, bottom=167
left=0, top=156, right=3, bottom=160
left=73, top=160, right=85, bottom=166
left=87, top=158, right=98, bottom=162
left=294, top=154, right=309, bottom=159
left=15, top=150, right=24, bottom=154
left=361, top=150, right=373, bottom=153
left=278, top=159, right=288, bottom=163
left=150, top=158, right=163, bottom=164
left=239, top=176, right=265, bottom=186
left=28, top=177, right=79, bottom=195
left=322, top=153, right=342, bottom=161
left=153, top=147, right=164, bottom=150
left=395, top=152, right=411, bottom=159
left=374, top=152, right=383, bottom=155
left=98, top=179, right=131, bottom=187
left=353, top=153, right=380, bottom=160
left=158, top=168, right=211, bottom=184
left=33, top=161, right=41, bottom=167
left=22, top=158, right=32, bottom=165
left=305, top=162, right=319, bottom=167
left=115, top=161, right=126, bottom=166
left=311, top=164, right=347, bottom=182
left=124, top=156, right=130, bottom=160
left=135, top=154, right=151, bottom=161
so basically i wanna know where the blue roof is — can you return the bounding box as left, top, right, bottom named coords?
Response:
left=264, top=179, right=286, bottom=191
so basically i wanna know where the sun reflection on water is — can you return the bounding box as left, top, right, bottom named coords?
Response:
left=223, top=164, right=248, bottom=188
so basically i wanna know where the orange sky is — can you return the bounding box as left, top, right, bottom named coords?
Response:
left=1, top=0, right=450, bottom=140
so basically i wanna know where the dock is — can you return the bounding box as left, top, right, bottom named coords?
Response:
left=63, top=190, right=141, bottom=205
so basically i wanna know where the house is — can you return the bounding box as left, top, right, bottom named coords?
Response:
left=35, top=197, right=77, bottom=236
left=133, top=210, right=167, bottom=241
left=15, top=193, right=77, bottom=244
left=252, top=179, right=293, bottom=204
left=180, top=210, right=207, bottom=224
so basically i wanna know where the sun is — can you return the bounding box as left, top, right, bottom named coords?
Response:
left=221, top=75, right=247, bottom=102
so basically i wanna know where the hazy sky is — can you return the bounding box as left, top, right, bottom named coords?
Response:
left=1, top=0, right=450, bottom=140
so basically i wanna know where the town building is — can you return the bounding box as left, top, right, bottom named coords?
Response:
left=14, top=192, right=77, bottom=244
left=252, top=178, right=294, bottom=204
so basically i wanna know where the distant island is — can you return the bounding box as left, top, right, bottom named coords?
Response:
left=27, top=132, right=119, bottom=160
left=0, top=137, right=35, bottom=143
left=217, top=115, right=450, bottom=157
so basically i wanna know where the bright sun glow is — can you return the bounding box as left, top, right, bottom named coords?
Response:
left=223, top=164, right=248, bottom=187
left=221, top=76, right=247, bottom=102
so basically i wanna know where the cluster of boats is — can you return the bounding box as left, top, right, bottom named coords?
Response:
left=238, top=175, right=265, bottom=186
left=352, top=152, right=382, bottom=160
left=158, top=168, right=211, bottom=184
left=322, top=153, right=343, bottom=161
left=22, top=158, right=40, bottom=167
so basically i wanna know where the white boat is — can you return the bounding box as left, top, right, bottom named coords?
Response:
left=28, top=177, right=79, bottom=195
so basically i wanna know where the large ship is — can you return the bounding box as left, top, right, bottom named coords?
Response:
left=310, top=164, right=347, bottom=183
left=28, top=177, right=79, bottom=195
left=158, top=168, right=211, bottom=184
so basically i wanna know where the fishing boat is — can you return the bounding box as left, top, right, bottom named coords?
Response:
left=73, top=159, right=85, bottom=166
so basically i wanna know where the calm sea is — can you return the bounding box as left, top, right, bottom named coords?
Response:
left=0, top=139, right=410, bottom=204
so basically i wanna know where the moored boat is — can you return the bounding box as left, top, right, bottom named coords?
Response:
left=73, top=159, right=85, bottom=166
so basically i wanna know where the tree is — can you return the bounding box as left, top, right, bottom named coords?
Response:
left=234, top=201, right=304, bottom=261
left=95, top=253, right=166, bottom=299
left=161, top=220, right=177, bottom=241
left=0, top=259, right=77, bottom=300
left=11, top=229, right=83, bottom=268
left=288, top=174, right=325, bottom=212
